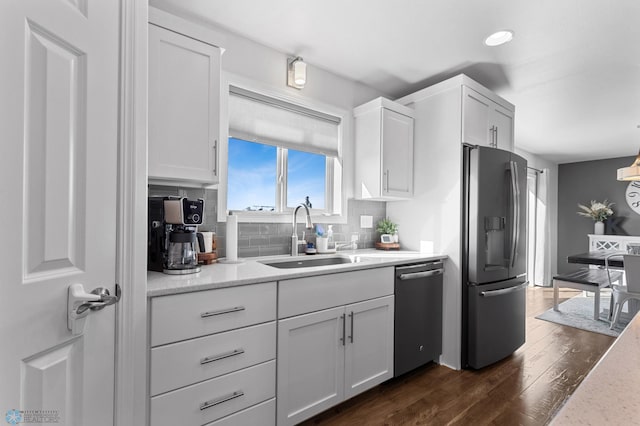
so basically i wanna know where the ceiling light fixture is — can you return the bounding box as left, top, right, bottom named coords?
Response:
left=485, top=30, right=514, bottom=47
left=287, top=57, right=306, bottom=89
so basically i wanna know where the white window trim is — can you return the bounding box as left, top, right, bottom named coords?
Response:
left=218, top=72, right=349, bottom=224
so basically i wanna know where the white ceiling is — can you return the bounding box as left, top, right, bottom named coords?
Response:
left=151, top=0, right=640, bottom=164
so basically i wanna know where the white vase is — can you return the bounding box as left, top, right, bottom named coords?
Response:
left=594, top=221, right=605, bottom=235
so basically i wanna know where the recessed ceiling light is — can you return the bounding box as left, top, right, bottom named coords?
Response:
left=485, top=30, right=514, bottom=47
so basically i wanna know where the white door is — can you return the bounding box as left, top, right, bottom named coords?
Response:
left=277, top=307, right=345, bottom=426
left=0, top=1, right=120, bottom=425
left=491, top=104, right=515, bottom=151
left=462, top=86, right=493, bottom=147
left=344, top=296, right=395, bottom=399
left=148, top=24, right=221, bottom=184
left=382, top=108, right=414, bottom=197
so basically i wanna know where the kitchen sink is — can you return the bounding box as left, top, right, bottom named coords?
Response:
left=260, top=255, right=362, bottom=269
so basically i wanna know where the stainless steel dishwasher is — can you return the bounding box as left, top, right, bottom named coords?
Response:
left=394, top=261, right=444, bottom=377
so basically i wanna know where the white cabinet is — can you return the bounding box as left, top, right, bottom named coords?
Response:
left=148, top=23, right=221, bottom=184
left=354, top=97, right=414, bottom=200
left=148, top=283, right=277, bottom=425
left=462, top=86, right=514, bottom=151
left=277, top=268, right=394, bottom=425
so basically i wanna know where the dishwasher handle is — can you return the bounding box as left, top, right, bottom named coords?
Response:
left=399, top=269, right=443, bottom=281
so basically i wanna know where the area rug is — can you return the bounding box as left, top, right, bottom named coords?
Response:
left=535, top=294, right=631, bottom=337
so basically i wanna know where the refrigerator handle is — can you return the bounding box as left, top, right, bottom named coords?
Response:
left=509, top=160, right=521, bottom=268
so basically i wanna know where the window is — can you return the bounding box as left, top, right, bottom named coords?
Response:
left=227, top=138, right=277, bottom=211
left=227, top=138, right=330, bottom=212
left=223, top=84, right=343, bottom=219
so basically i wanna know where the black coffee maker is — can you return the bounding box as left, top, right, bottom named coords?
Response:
left=148, top=197, right=205, bottom=274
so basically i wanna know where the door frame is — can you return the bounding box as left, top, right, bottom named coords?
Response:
left=114, top=0, right=149, bottom=425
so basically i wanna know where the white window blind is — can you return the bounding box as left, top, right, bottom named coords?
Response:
left=228, top=86, right=341, bottom=158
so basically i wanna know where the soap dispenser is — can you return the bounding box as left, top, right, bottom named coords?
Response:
left=327, top=225, right=335, bottom=251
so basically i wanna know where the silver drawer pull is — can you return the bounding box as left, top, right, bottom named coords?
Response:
left=200, top=390, right=244, bottom=411
left=200, top=348, right=245, bottom=365
left=200, top=306, right=245, bottom=318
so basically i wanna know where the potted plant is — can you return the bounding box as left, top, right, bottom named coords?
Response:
left=376, top=218, right=399, bottom=243
left=577, top=200, right=614, bottom=235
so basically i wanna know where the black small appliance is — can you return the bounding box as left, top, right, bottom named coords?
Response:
left=148, top=196, right=205, bottom=274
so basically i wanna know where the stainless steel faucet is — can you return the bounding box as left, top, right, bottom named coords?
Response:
left=291, top=203, right=313, bottom=256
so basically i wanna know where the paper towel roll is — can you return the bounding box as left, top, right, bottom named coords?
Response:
left=226, top=213, right=238, bottom=261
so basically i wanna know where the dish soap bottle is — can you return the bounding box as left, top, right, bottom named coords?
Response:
left=327, top=225, right=335, bottom=251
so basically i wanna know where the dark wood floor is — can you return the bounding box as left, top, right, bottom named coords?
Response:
left=301, top=287, right=615, bottom=426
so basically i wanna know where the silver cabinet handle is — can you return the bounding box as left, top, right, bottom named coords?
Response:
left=200, top=306, right=245, bottom=318
left=212, top=139, right=218, bottom=175
left=200, top=348, right=245, bottom=365
left=494, top=126, right=498, bottom=147
left=480, top=282, right=528, bottom=297
left=200, top=390, right=244, bottom=411
left=349, top=311, right=354, bottom=343
left=399, top=270, right=443, bottom=280
left=340, top=313, right=346, bottom=346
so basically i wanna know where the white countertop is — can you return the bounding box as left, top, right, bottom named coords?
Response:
left=147, top=249, right=447, bottom=297
left=551, top=312, right=640, bottom=425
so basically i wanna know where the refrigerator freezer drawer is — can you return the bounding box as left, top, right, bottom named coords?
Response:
left=467, top=280, right=526, bottom=369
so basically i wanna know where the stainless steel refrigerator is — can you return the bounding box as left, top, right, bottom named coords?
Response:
left=462, top=144, right=528, bottom=369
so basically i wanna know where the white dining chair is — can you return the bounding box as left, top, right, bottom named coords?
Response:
left=609, top=254, right=640, bottom=329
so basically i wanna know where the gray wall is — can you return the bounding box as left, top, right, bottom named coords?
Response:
left=149, top=185, right=387, bottom=258
left=558, top=155, right=640, bottom=273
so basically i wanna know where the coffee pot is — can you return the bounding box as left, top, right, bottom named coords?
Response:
left=166, top=228, right=199, bottom=273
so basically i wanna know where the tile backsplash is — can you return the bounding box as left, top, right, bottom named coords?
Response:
left=148, top=185, right=387, bottom=258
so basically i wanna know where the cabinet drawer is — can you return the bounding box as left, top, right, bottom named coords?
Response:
left=279, top=267, right=394, bottom=318
left=150, top=360, right=275, bottom=426
left=151, top=282, right=276, bottom=346
left=204, top=398, right=275, bottom=426
left=151, top=322, right=276, bottom=396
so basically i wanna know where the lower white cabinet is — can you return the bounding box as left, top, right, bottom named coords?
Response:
left=277, top=295, right=394, bottom=425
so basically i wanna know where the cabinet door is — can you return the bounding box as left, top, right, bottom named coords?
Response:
left=277, top=307, right=345, bottom=426
left=344, top=296, right=394, bottom=399
left=382, top=108, right=414, bottom=197
left=148, top=24, right=220, bottom=183
left=462, top=86, right=515, bottom=151
left=491, top=104, right=515, bottom=151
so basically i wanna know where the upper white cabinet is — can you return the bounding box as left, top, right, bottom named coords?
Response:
left=148, top=23, right=221, bottom=184
left=462, top=86, right=514, bottom=151
left=354, top=97, right=414, bottom=200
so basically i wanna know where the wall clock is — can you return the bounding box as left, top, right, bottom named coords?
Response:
left=626, top=182, right=640, bottom=215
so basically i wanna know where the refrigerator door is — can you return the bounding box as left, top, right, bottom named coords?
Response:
left=508, top=152, right=527, bottom=279
left=467, top=277, right=527, bottom=369
left=467, top=146, right=513, bottom=284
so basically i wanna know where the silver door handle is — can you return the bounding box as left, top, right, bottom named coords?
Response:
left=494, top=126, right=498, bottom=147
left=348, top=311, right=354, bottom=343
left=200, top=348, right=245, bottom=365
left=399, top=270, right=443, bottom=280
left=212, top=139, right=218, bottom=175
left=201, top=306, right=245, bottom=318
left=480, top=282, right=528, bottom=297
left=384, top=169, right=390, bottom=191
left=340, top=313, right=346, bottom=346
left=200, top=391, right=244, bottom=411
left=509, top=160, right=519, bottom=267
left=67, top=284, right=121, bottom=335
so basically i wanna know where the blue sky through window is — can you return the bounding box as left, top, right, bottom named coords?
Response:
left=287, top=149, right=325, bottom=209
left=227, top=138, right=276, bottom=211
